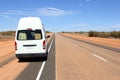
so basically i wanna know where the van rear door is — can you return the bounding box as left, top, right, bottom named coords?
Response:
left=16, top=29, right=46, bottom=54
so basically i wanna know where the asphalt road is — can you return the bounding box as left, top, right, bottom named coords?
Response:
left=56, top=33, right=120, bottom=80
left=16, top=34, right=55, bottom=80
left=1, top=33, right=120, bottom=80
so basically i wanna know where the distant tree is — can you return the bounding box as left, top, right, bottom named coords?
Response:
left=110, top=31, right=120, bottom=38
left=46, top=31, right=51, bottom=33
left=88, top=31, right=98, bottom=37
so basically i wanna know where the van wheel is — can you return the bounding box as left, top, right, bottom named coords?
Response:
left=44, top=51, right=48, bottom=61
left=44, top=56, right=48, bottom=61
left=18, top=58, right=24, bottom=62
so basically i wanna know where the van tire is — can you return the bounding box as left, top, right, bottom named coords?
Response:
left=44, top=55, right=48, bottom=61
left=18, top=58, right=24, bottom=62
left=44, top=51, right=48, bottom=61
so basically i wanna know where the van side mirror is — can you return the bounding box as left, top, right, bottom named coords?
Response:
left=46, top=35, right=50, bottom=38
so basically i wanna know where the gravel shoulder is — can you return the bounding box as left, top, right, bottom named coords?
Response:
left=61, top=33, right=120, bottom=49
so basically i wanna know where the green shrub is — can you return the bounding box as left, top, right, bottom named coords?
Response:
left=110, top=31, right=120, bottom=38
left=88, top=31, right=120, bottom=38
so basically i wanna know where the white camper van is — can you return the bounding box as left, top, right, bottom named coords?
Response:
left=15, top=17, right=47, bottom=60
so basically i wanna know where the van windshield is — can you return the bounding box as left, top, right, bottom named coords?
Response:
left=17, top=30, right=42, bottom=40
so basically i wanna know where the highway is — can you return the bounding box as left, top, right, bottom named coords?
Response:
left=0, top=33, right=120, bottom=80
left=56, top=33, right=120, bottom=80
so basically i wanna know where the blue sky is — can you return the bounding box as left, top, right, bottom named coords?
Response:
left=0, top=0, right=120, bottom=32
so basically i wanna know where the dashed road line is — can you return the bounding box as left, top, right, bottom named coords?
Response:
left=73, top=43, right=108, bottom=62
left=73, top=43, right=81, bottom=48
left=92, top=54, right=108, bottom=62
left=73, top=44, right=79, bottom=47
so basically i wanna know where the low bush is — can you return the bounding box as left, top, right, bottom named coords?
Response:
left=88, top=31, right=120, bottom=38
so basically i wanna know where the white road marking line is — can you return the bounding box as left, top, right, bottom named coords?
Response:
left=36, top=38, right=54, bottom=80
left=92, top=54, right=108, bottom=62
left=73, top=44, right=79, bottom=47
left=48, top=38, right=54, bottom=53
left=36, top=61, right=46, bottom=80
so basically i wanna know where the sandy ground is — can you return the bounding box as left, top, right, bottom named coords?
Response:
left=0, top=59, right=28, bottom=80
left=0, top=40, right=15, bottom=62
left=0, top=39, right=29, bottom=80
left=0, top=33, right=53, bottom=80
left=61, top=33, right=120, bottom=49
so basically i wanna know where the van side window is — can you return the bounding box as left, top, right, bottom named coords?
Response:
left=17, top=30, right=42, bottom=40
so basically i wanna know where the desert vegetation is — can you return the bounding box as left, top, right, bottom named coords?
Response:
left=88, top=31, right=120, bottom=38
left=0, top=31, right=15, bottom=39
left=61, top=31, right=120, bottom=39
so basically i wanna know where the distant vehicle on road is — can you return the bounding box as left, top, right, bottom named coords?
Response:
left=15, top=17, right=48, bottom=60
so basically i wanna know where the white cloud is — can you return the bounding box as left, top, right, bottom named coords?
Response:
left=112, top=24, right=120, bottom=28
left=36, top=7, right=74, bottom=16
left=1, top=10, right=25, bottom=15
left=69, top=23, right=88, bottom=27
left=0, top=7, right=77, bottom=18
left=0, top=14, right=11, bottom=19
left=85, top=0, right=91, bottom=2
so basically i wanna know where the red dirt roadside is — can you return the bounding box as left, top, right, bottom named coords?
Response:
left=0, top=39, right=29, bottom=80
left=61, top=33, right=120, bottom=49
left=0, top=33, right=53, bottom=80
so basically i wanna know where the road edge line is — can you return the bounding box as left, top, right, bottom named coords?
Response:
left=36, top=37, right=54, bottom=80
left=36, top=61, right=46, bottom=80
left=48, top=38, right=54, bottom=53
